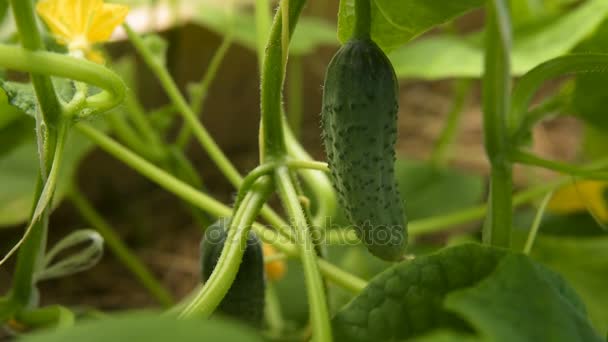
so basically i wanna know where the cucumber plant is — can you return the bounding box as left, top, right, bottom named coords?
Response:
left=0, top=0, right=608, bottom=341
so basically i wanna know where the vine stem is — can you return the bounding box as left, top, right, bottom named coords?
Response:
left=9, top=0, right=61, bottom=126
left=75, top=123, right=366, bottom=293
left=179, top=177, right=273, bottom=318
left=175, top=34, right=234, bottom=149
left=523, top=191, right=554, bottom=255
left=0, top=121, right=68, bottom=266
left=430, top=79, right=472, bottom=167
left=122, top=24, right=294, bottom=241
left=275, top=167, right=332, bottom=342
left=286, top=160, right=330, bottom=173
left=0, top=45, right=125, bottom=111
left=353, top=0, right=372, bottom=39
left=260, top=0, right=307, bottom=160
left=123, top=24, right=241, bottom=186
left=482, top=0, right=513, bottom=248
left=5, top=0, right=65, bottom=309
left=67, top=186, right=174, bottom=307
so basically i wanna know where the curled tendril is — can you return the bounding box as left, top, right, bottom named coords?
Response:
left=36, top=229, right=104, bottom=282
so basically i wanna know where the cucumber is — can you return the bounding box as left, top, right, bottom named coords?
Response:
left=200, top=219, right=265, bottom=326
left=321, top=38, right=407, bottom=261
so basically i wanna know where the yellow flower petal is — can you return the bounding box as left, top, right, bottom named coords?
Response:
left=87, top=3, right=129, bottom=43
left=85, top=49, right=106, bottom=64
left=74, top=0, right=104, bottom=35
left=548, top=180, right=608, bottom=221
left=37, top=0, right=129, bottom=60
left=37, top=0, right=73, bottom=43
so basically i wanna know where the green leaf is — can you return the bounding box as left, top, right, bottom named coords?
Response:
left=332, top=243, right=596, bottom=341
left=332, top=243, right=506, bottom=341
left=1, top=80, right=37, bottom=117
left=0, top=126, right=97, bottom=227
left=338, top=0, right=484, bottom=52
left=445, top=254, right=601, bottom=342
left=390, top=0, right=608, bottom=79
left=530, top=235, right=608, bottom=334
left=192, top=5, right=337, bottom=56
left=572, top=18, right=608, bottom=132
left=21, top=313, right=264, bottom=341
left=1, top=79, right=75, bottom=118
left=396, top=159, right=484, bottom=221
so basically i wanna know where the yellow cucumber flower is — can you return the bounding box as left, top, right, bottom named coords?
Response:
left=263, top=243, right=286, bottom=281
left=548, top=180, right=608, bottom=222
left=36, top=0, right=129, bottom=63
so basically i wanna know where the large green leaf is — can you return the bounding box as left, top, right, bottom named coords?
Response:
left=338, top=0, right=484, bottom=52
left=445, top=254, right=600, bottom=342
left=396, top=159, right=484, bottom=221
left=192, top=5, right=337, bottom=56
left=390, top=0, right=608, bottom=79
left=572, top=18, right=608, bottom=133
left=530, top=235, right=608, bottom=334
left=332, top=243, right=506, bottom=341
left=21, top=313, right=263, bottom=341
left=332, top=243, right=595, bottom=341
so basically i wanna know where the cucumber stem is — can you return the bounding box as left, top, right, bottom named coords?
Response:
left=353, top=0, right=372, bottom=39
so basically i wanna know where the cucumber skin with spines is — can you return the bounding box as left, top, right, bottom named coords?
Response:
left=200, top=219, right=265, bottom=327
left=321, top=38, right=407, bottom=261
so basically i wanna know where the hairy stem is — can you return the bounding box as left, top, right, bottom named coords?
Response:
left=275, top=167, right=332, bottom=342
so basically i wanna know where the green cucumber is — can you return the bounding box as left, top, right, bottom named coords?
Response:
left=321, top=38, right=407, bottom=261
left=199, top=219, right=265, bottom=326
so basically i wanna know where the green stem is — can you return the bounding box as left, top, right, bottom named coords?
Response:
left=512, top=150, right=608, bottom=180
left=76, top=124, right=366, bottom=293
left=234, top=163, right=277, bottom=209
left=124, top=24, right=298, bottom=241
left=260, top=0, right=307, bottom=160
left=286, top=160, right=330, bottom=173
left=482, top=0, right=513, bottom=248
left=264, top=283, right=285, bottom=337
left=509, top=54, right=608, bottom=136
left=105, top=112, right=159, bottom=160
left=6, top=0, right=63, bottom=310
left=255, top=0, right=272, bottom=71
left=179, top=177, right=273, bottom=318
left=8, top=121, right=69, bottom=306
left=123, top=90, right=166, bottom=157
left=0, top=45, right=125, bottom=112
left=430, top=79, right=471, bottom=167
left=353, top=0, right=372, bottom=39
left=523, top=191, right=553, bottom=255
left=275, top=167, right=332, bottom=342
left=482, top=165, right=513, bottom=246
left=76, top=123, right=230, bottom=216
left=284, top=124, right=338, bottom=228
left=175, top=34, right=234, bottom=149
left=287, top=56, right=304, bottom=137
left=9, top=0, right=61, bottom=126
left=67, top=186, right=174, bottom=307
left=123, top=24, right=241, bottom=187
